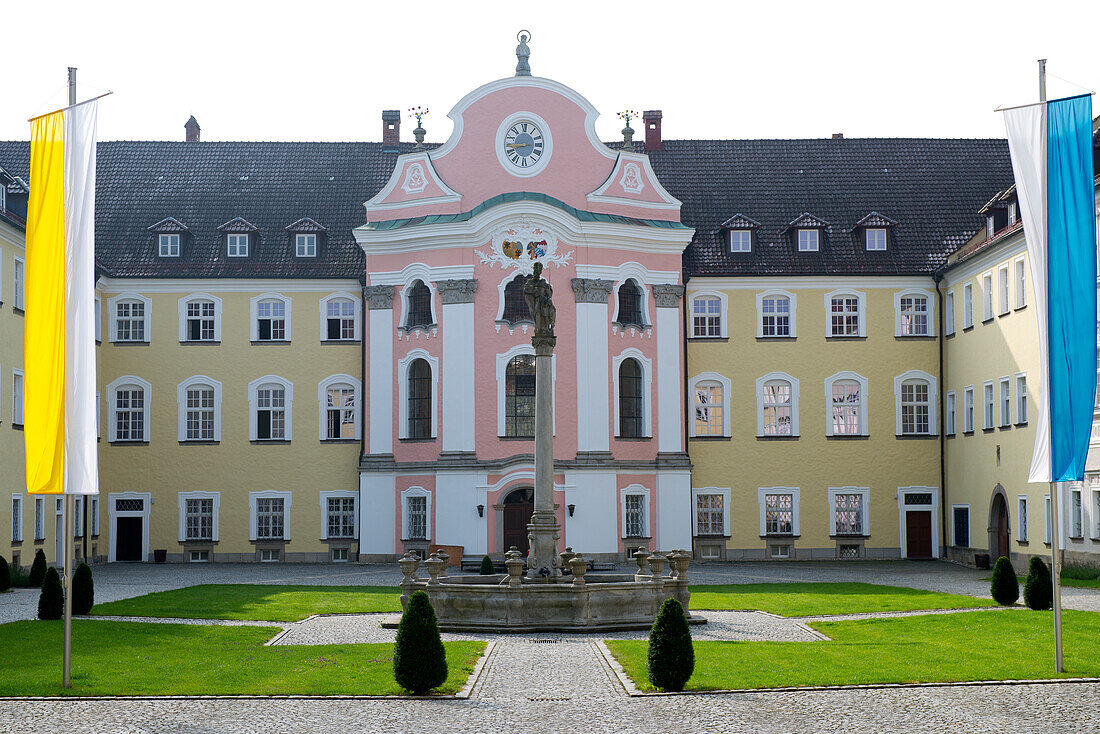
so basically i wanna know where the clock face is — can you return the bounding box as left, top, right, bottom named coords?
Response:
left=503, top=121, right=544, bottom=169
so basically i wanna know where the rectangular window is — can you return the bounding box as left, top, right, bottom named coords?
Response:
left=829, top=296, right=860, bottom=336
left=1018, top=496, right=1028, bottom=542
left=946, top=391, right=956, bottom=435
left=158, top=233, right=180, bottom=257
left=327, top=497, right=356, bottom=538
left=74, top=497, right=84, bottom=537
left=255, top=497, right=284, bottom=539
left=760, top=296, right=790, bottom=337
left=797, top=229, right=819, bottom=252
left=865, top=228, right=887, bottom=250
left=34, top=497, right=44, bottom=540
left=691, top=297, right=721, bottom=338
left=227, top=233, right=249, bottom=257
left=1044, top=494, right=1052, bottom=544
left=326, top=300, right=356, bottom=340
left=115, top=301, right=146, bottom=342
left=1071, top=488, right=1083, bottom=537
left=11, top=496, right=21, bottom=542
left=406, top=496, right=427, bottom=540
left=964, top=386, right=974, bottom=432
left=945, top=291, right=955, bottom=335
left=256, top=300, right=286, bottom=341
left=899, top=295, right=929, bottom=336
left=256, top=387, right=286, bottom=440
left=1094, top=490, right=1100, bottom=539
left=982, top=273, right=993, bottom=321
left=728, top=229, right=751, bottom=252
left=900, top=381, right=930, bottom=435
left=999, top=377, right=1011, bottom=427
left=764, top=493, right=793, bottom=535
left=91, top=497, right=99, bottom=536
left=963, top=283, right=973, bottom=328
left=186, top=301, right=216, bottom=341
left=983, top=382, right=995, bottom=429
left=326, top=386, right=356, bottom=440
left=625, top=495, right=646, bottom=537
left=1014, top=258, right=1026, bottom=308
left=830, top=382, right=861, bottom=435
left=12, top=371, right=24, bottom=425
left=332, top=547, right=349, bottom=562
left=295, top=233, right=317, bottom=257
left=185, top=387, right=215, bottom=440
left=13, top=256, right=24, bottom=310
left=1016, top=375, right=1027, bottom=424
left=998, top=265, right=1010, bottom=315
left=693, top=383, right=724, bottom=437
left=695, top=494, right=724, bottom=536
left=185, top=498, right=213, bottom=540
left=761, top=381, right=792, bottom=435
left=953, top=506, right=970, bottom=547
left=834, top=493, right=864, bottom=535
left=115, top=388, right=145, bottom=441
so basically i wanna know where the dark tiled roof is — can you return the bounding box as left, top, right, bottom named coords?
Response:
left=147, top=217, right=189, bottom=232
left=719, top=213, right=761, bottom=229
left=852, top=211, right=899, bottom=230
left=644, top=138, right=1013, bottom=277
left=0, top=136, right=1014, bottom=279
left=781, top=212, right=830, bottom=232
left=286, top=217, right=327, bottom=233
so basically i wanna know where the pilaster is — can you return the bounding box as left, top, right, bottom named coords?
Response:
left=437, top=279, right=477, bottom=452
left=572, top=278, right=613, bottom=452
left=653, top=283, right=684, bottom=453
left=366, top=285, right=395, bottom=454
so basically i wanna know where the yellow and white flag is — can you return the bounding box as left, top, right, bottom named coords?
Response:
left=25, top=99, right=99, bottom=496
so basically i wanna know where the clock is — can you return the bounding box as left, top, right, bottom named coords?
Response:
left=495, top=112, right=553, bottom=177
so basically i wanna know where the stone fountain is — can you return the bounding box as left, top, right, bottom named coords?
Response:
left=393, top=262, right=704, bottom=632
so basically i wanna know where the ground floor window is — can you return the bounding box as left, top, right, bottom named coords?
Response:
left=256, top=497, right=285, bottom=539
left=406, top=495, right=427, bottom=540
left=327, top=497, right=355, bottom=538
left=695, top=494, right=724, bottom=536
left=624, top=494, right=646, bottom=537
left=764, top=493, right=793, bottom=535
left=186, top=498, right=213, bottom=541
left=833, top=493, right=864, bottom=535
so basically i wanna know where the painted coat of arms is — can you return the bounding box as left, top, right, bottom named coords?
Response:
left=475, top=222, right=573, bottom=274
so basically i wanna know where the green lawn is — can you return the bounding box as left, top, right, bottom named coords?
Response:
left=688, top=582, right=994, bottom=616
left=92, top=584, right=402, bottom=621
left=0, top=620, right=483, bottom=696
left=608, top=609, right=1100, bottom=691
left=982, top=575, right=1100, bottom=590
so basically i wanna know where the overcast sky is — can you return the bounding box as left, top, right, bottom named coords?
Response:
left=2, top=0, right=1096, bottom=144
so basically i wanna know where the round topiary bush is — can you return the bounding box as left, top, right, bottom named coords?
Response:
left=479, top=555, right=494, bottom=575
left=72, top=562, right=94, bottom=615
left=38, top=567, right=64, bottom=620
left=393, top=590, right=448, bottom=694
left=1023, top=556, right=1053, bottom=610
left=647, top=597, right=694, bottom=692
left=990, top=555, right=1020, bottom=606
left=0, top=555, right=10, bottom=593
left=28, top=549, right=47, bottom=589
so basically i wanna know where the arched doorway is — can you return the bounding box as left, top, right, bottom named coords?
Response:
left=502, top=487, right=534, bottom=555
left=988, top=487, right=1010, bottom=560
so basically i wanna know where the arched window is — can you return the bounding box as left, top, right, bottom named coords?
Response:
left=616, top=280, right=645, bottom=327
left=693, top=381, right=724, bottom=436
left=830, top=380, right=862, bottom=435
left=619, top=358, right=644, bottom=438
left=762, top=380, right=792, bottom=435
left=900, top=379, right=931, bottom=434
left=180, top=296, right=220, bottom=342
left=111, top=296, right=149, bottom=342
left=322, top=296, right=358, bottom=341
left=407, top=359, right=432, bottom=439
left=505, top=355, right=536, bottom=437
left=325, top=383, right=357, bottom=440
left=254, top=382, right=288, bottom=440
left=761, top=294, right=791, bottom=337
left=502, top=275, right=531, bottom=324
left=405, top=280, right=433, bottom=329
left=256, top=298, right=287, bottom=341
left=115, top=385, right=146, bottom=441
left=185, top=384, right=215, bottom=440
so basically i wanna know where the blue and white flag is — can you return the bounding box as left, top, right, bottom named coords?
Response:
left=1003, top=94, right=1097, bottom=483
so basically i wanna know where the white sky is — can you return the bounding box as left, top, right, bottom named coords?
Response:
left=2, top=0, right=1096, bottom=144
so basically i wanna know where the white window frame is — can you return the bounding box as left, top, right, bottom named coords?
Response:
left=981, top=271, right=994, bottom=322
left=248, top=490, right=291, bottom=541
left=397, top=350, right=438, bottom=440
left=11, top=494, right=22, bottom=543
left=997, top=264, right=1010, bottom=316
left=756, top=371, right=799, bottom=437
left=612, top=348, right=653, bottom=438
left=962, top=282, right=974, bottom=328
left=91, top=496, right=99, bottom=536
left=250, top=292, right=292, bottom=342
left=963, top=385, right=975, bottom=432
left=894, top=370, right=937, bottom=436
left=401, top=486, right=431, bottom=541
left=176, top=376, right=222, bottom=442
left=94, top=295, right=102, bottom=342
left=945, top=290, right=955, bottom=336
left=620, top=484, right=651, bottom=539
left=1044, top=493, right=1052, bottom=544
left=728, top=229, right=752, bottom=252
left=689, top=291, right=728, bottom=338
left=865, top=228, right=887, bottom=251
left=495, top=344, right=556, bottom=437
left=73, top=496, right=84, bottom=538
left=34, top=496, right=44, bottom=541
left=688, top=371, right=732, bottom=438
left=797, top=229, right=819, bottom=252
left=1018, top=495, right=1028, bottom=542
left=894, top=288, right=935, bottom=337
left=13, top=255, right=24, bottom=310
left=177, top=293, right=223, bottom=342
left=828, top=487, right=870, bottom=536
left=106, top=491, right=151, bottom=562
left=952, top=504, right=970, bottom=546
left=248, top=375, right=294, bottom=441
left=756, top=289, right=796, bottom=338
left=12, top=368, right=24, bottom=425
left=177, top=491, right=220, bottom=542
left=319, top=490, right=358, bottom=540
left=999, top=376, right=1011, bottom=428
left=691, top=487, right=731, bottom=537
left=946, top=390, right=956, bottom=435
left=983, top=380, right=995, bottom=430
left=106, top=375, right=152, bottom=442
left=823, top=371, right=869, bottom=437
left=824, top=289, right=867, bottom=338
left=1092, top=486, right=1100, bottom=540
left=295, top=233, right=318, bottom=257
left=1015, top=372, right=1028, bottom=425
left=758, top=487, right=800, bottom=536
left=107, top=293, right=151, bottom=343
left=158, top=233, right=180, bottom=257
left=227, top=232, right=249, bottom=257
left=318, top=373, right=362, bottom=441
left=1014, top=256, right=1027, bottom=309
left=1070, top=485, right=1083, bottom=538
left=319, top=291, right=362, bottom=342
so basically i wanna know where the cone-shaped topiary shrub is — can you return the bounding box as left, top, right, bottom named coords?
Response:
left=38, top=567, right=64, bottom=620
left=0, top=555, right=10, bottom=592
left=647, top=597, right=694, bottom=692
left=479, top=555, right=494, bottom=575
left=990, top=556, right=1020, bottom=606
left=72, top=562, right=94, bottom=615
left=393, top=590, right=448, bottom=694
left=28, top=549, right=47, bottom=589
left=1023, top=556, right=1053, bottom=610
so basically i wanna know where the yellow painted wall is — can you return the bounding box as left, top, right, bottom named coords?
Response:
left=687, top=278, right=941, bottom=559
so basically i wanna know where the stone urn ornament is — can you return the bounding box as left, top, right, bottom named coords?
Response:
left=424, top=552, right=446, bottom=585
left=648, top=553, right=667, bottom=580
left=633, top=550, right=652, bottom=581
left=435, top=548, right=450, bottom=577
left=398, top=551, right=421, bottom=585
left=409, top=106, right=429, bottom=150
left=569, top=556, right=588, bottom=586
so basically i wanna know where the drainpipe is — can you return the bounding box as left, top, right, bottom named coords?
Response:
left=681, top=276, right=692, bottom=557
left=358, top=278, right=368, bottom=563
left=934, top=271, right=948, bottom=561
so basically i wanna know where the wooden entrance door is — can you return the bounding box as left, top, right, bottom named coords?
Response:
left=905, top=510, right=933, bottom=558
left=992, top=494, right=1010, bottom=559
left=116, top=516, right=143, bottom=561
left=502, top=487, right=534, bottom=555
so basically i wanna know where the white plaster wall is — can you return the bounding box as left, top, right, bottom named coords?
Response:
left=656, top=469, right=692, bottom=549
left=441, top=302, right=476, bottom=451
left=368, top=308, right=394, bottom=454
left=359, top=473, right=396, bottom=554
left=655, top=306, right=682, bottom=452
left=564, top=470, right=618, bottom=554
left=435, top=471, right=486, bottom=555
left=575, top=301, right=610, bottom=451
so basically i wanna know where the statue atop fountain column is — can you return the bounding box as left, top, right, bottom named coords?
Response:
left=523, top=261, right=556, bottom=338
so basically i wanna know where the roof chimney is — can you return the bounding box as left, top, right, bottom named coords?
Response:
left=643, top=110, right=663, bottom=152
left=832, top=133, right=844, bottom=139
left=185, top=116, right=200, bottom=142
left=382, top=110, right=401, bottom=152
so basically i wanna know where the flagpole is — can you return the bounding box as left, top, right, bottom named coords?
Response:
left=60, top=66, right=75, bottom=691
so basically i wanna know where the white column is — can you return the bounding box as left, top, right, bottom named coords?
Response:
left=653, top=284, right=685, bottom=453
left=359, top=471, right=395, bottom=557
left=437, top=279, right=477, bottom=452
left=365, top=286, right=394, bottom=454
left=655, top=469, right=693, bottom=550
left=563, top=470, right=618, bottom=554
left=572, top=279, right=613, bottom=452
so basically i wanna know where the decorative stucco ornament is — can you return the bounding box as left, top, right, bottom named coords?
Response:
left=476, top=222, right=573, bottom=274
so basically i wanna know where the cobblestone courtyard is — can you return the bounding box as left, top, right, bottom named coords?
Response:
left=2, top=560, right=1098, bottom=732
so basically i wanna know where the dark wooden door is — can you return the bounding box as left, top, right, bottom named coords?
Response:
left=905, top=510, right=933, bottom=559
left=116, top=516, right=143, bottom=561
left=997, top=503, right=1010, bottom=559
left=502, top=488, right=534, bottom=555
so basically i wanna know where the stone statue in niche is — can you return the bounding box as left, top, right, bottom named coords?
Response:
left=523, top=261, right=556, bottom=337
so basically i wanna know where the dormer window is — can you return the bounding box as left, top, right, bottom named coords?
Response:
left=797, top=229, right=819, bottom=252
left=729, top=230, right=752, bottom=252
left=866, top=228, right=887, bottom=251
left=159, top=233, right=180, bottom=257
left=852, top=212, right=899, bottom=251
left=987, top=216, right=995, bottom=240
left=1008, top=201, right=1017, bottom=225
left=228, top=233, right=249, bottom=257
left=0, top=186, right=5, bottom=213
left=783, top=213, right=828, bottom=252
left=295, top=233, right=317, bottom=257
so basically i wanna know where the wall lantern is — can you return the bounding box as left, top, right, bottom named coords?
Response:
left=567, top=504, right=576, bottom=517
left=477, top=504, right=485, bottom=518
